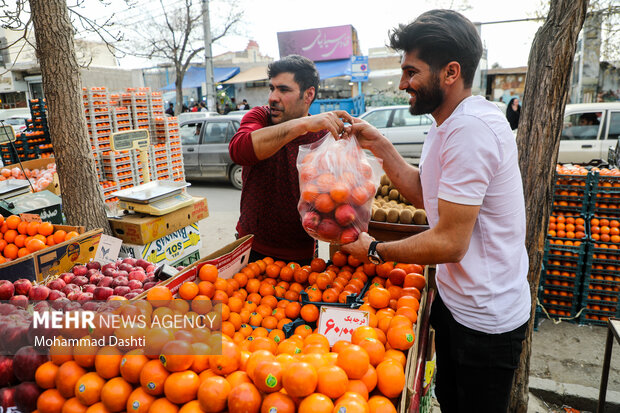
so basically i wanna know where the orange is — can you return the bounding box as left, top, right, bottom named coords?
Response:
left=3, top=243, right=17, bottom=259
left=17, top=247, right=29, bottom=258
left=298, top=393, right=334, bottom=413
left=26, top=221, right=40, bottom=236
left=140, top=359, right=170, bottom=396
left=358, top=337, right=386, bottom=367
left=337, top=344, right=370, bottom=379
left=120, top=349, right=149, bottom=384
left=126, top=387, right=156, bottom=413
left=148, top=398, right=179, bottom=413
left=75, top=372, right=106, bottom=406
left=376, top=360, right=405, bottom=398
left=16, top=220, right=28, bottom=235
left=146, top=285, right=172, bottom=305
left=14, top=234, right=26, bottom=248
left=198, top=376, right=231, bottom=413
left=159, top=340, right=194, bottom=372
left=56, top=361, right=87, bottom=398
left=209, top=340, right=240, bottom=375
left=386, top=325, right=415, bottom=351
left=334, top=394, right=368, bottom=413
left=300, top=304, right=319, bottom=322
left=100, top=377, right=133, bottom=412
left=53, top=230, right=67, bottom=244
left=253, top=359, right=284, bottom=393
left=227, top=383, right=262, bottom=413
left=199, top=264, right=218, bottom=282
left=37, top=388, right=66, bottom=413
left=282, top=361, right=318, bottom=398
left=351, top=326, right=379, bottom=345
left=94, top=345, right=122, bottom=379
left=36, top=361, right=60, bottom=389
left=164, top=370, right=200, bottom=405
left=403, top=273, right=426, bottom=290
left=179, top=282, right=199, bottom=300
left=360, top=364, right=378, bottom=392
left=61, top=397, right=88, bottom=413
left=39, top=221, right=54, bottom=236
left=260, top=392, right=295, bottom=413
left=49, top=335, right=73, bottom=365
left=347, top=379, right=369, bottom=400
left=316, top=365, right=348, bottom=399
left=3, top=229, right=17, bottom=244
left=368, top=287, right=391, bottom=309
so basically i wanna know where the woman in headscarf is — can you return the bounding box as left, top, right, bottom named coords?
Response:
left=506, top=97, right=521, bottom=130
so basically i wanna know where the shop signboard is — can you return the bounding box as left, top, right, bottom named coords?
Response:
left=277, top=25, right=354, bottom=62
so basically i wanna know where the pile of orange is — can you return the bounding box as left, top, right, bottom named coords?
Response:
left=590, top=217, right=620, bottom=243
left=34, top=250, right=426, bottom=413
left=0, top=214, right=79, bottom=263
left=547, top=215, right=586, bottom=240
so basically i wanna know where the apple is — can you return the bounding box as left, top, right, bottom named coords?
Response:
left=47, top=290, right=66, bottom=301
left=93, top=287, right=114, bottom=301
left=50, top=297, right=70, bottom=311
left=0, top=280, right=15, bottom=300
left=13, top=346, right=48, bottom=382
left=335, top=204, right=357, bottom=227
left=33, top=301, right=49, bottom=312
left=145, top=264, right=156, bottom=273
left=77, top=292, right=93, bottom=302
left=122, top=257, right=137, bottom=267
left=127, top=280, right=143, bottom=290
left=46, top=278, right=66, bottom=291
left=14, top=381, right=42, bottom=413
left=13, top=279, right=32, bottom=297
left=317, top=219, right=341, bottom=241
left=28, top=285, right=50, bottom=301
left=61, top=284, right=81, bottom=296
left=0, top=303, right=16, bottom=315
left=124, top=292, right=140, bottom=300
left=111, top=276, right=128, bottom=288
left=101, top=263, right=117, bottom=272
left=0, top=355, right=15, bottom=387
left=102, top=268, right=118, bottom=278
left=86, top=268, right=100, bottom=278
left=86, top=261, right=101, bottom=271
left=66, top=291, right=81, bottom=301
left=59, top=272, right=75, bottom=284
left=136, top=259, right=151, bottom=270
left=339, top=227, right=360, bottom=244
left=3, top=323, right=29, bottom=354
left=0, top=386, right=16, bottom=410
left=64, top=301, right=82, bottom=312
left=388, top=268, right=407, bottom=286
left=82, top=302, right=101, bottom=312
left=82, top=284, right=96, bottom=294
left=97, top=276, right=114, bottom=288
left=89, top=273, right=104, bottom=285
left=128, top=270, right=147, bottom=282
left=118, top=263, right=133, bottom=273
left=71, top=276, right=89, bottom=287
left=143, top=276, right=156, bottom=284
left=9, top=295, right=28, bottom=309
left=142, top=282, right=157, bottom=291
left=302, top=211, right=321, bottom=232
left=116, top=271, right=129, bottom=279
left=72, top=265, right=88, bottom=277
left=113, top=286, right=131, bottom=296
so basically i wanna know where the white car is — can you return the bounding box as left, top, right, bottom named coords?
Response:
left=558, top=102, right=620, bottom=164
left=2, top=115, right=30, bottom=133
left=359, top=105, right=434, bottom=164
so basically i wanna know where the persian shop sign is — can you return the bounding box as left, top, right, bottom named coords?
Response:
left=277, top=25, right=353, bottom=62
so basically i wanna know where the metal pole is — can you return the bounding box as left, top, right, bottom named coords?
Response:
left=201, top=0, right=216, bottom=112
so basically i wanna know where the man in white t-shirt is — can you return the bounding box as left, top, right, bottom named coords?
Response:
left=341, top=9, right=530, bottom=412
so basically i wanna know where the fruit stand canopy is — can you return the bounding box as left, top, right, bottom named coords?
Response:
left=160, top=66, right=240, bottom=90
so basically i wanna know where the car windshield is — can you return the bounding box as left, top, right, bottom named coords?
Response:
left=3, top=118, right=26, bottom=126
left=180, top=122, right=202, bottom=145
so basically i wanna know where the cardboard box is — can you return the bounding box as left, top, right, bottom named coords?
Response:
left=3, top=157, right=60, bottom=195
left=119, top=223, right=202, bottom=265
left=0, top=225, right=101, bottom=283
left=131, top=235, right=253, bottom=300
left=108, top=197, right=209, bottom=245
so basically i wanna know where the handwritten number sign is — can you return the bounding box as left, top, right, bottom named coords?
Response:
left=317, top=307, right=369, bottom=346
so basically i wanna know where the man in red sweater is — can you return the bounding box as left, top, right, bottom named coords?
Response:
left=229, top=55, right=352, bottom=264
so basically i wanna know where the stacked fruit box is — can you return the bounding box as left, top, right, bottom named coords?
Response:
left=579, top=170, right=620, bottom=325
left=99, top=180, right=119, bottom=203
left=83, top=88, right=112, bottom=153
left=0, top=99, right=53, bottom=164
left=121, top=88, right=150, bottom=131
left=101, top=151, right=140, bottom=191
left=112, top=106, right=133, bottom=132
left=152, top=117, right=184, bottom=181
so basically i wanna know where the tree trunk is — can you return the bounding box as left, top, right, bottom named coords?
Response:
left=510, top=0, right=589, bottom=411
left=175, top=67, right=184, bottom=115
left=29, top=0, right=111, bottom=234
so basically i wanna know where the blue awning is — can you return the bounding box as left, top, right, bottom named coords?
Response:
left=315, top=59, right=351, bottom=80
left=161, top=66, right=240, bottom=90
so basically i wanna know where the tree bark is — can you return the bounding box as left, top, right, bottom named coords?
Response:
left=29, top=0, right=112, bottom=234
left=510, top=0, right=589, bottom=411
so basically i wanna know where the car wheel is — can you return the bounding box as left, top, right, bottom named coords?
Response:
left=229, top=164, right=243, bottom=190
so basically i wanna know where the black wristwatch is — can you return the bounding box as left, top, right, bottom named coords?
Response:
left=368, top=240, right=384, bottom=264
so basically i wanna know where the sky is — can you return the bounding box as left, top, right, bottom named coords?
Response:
left=81, top=0, right=546, bottom=69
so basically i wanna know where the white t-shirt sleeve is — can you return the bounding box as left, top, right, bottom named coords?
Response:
left=437, top=117, right=502, bottom=206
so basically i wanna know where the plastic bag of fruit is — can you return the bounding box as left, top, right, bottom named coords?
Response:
left=297, top=133, right=383, bottom=244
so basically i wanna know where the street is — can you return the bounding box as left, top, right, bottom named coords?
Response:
left=187, top=180, right=330, bottom=260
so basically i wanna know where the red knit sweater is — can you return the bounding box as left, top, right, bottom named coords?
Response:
left=229, top=106, right=325, bottom=261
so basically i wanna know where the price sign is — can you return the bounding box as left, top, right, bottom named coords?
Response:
left=318, top=307, right=369, bottom=346
left=0, top=124, right=15, bottom=144
left=94, top=233, right=123, bottom=265
left=110, top=129, right=149, bottom=151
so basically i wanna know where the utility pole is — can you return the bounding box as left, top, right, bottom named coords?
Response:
left=201, top=0, right=216, bottom=112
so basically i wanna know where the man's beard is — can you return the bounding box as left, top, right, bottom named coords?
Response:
left=409, top=73, right=443, bottom=116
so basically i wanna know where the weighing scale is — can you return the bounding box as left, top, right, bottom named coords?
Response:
left=109, top=129, right=193, bottom=216
left=0, top=180, right=63, bottom=224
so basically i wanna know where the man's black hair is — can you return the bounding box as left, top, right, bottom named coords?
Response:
left=389, top=9, right=482, bottom=88
left=268, top=55, right=320, bottom=103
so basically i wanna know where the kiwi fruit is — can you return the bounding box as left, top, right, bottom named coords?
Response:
left=406, top=205, right=417, bottom=212
left=380, top=175, right=390, bottom=186
left=373, top=208, right=387, bottom=222
left=380, top=185, right=390, bottom=196
left=413, top=209, right=428, bottom=225
left=400, top=208, right=413, bottom=224
left=387, top=208, right=400, bottom=223
left=389, top=189, right=400, bottom=200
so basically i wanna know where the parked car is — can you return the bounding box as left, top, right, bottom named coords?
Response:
left=2, top=115, right=30, bottom=133
left=177, top=111, right=221, bottom=124
left=0, top=108, right=31, bottom=121
left=180, top=115, right=244, bottom=189
left=358, top=105, right=434, bottom=163
left=558, top=102, right=620, bottom=164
